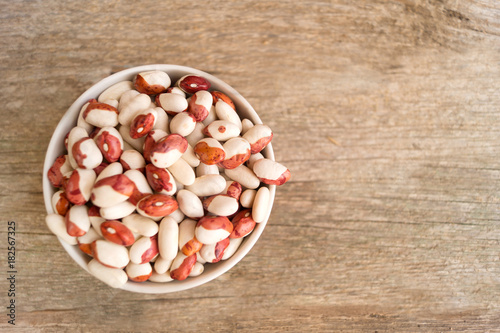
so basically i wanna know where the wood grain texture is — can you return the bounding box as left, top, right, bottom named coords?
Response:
left=1, top=0, right=500, bottom=331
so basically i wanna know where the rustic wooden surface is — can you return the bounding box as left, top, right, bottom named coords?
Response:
left=1, top=0, right=500, bottom=331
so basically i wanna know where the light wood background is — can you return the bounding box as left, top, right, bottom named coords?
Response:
left=1, top=0, right=500, bottom=331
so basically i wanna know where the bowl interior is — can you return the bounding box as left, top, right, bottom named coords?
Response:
left=42, top=64, right=276, bottom=293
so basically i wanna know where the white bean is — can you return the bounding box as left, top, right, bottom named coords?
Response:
left=177, top=190, right=204, bottom=219
left=215, top=100, right=242, bottom=131
left=122, top=214, right=158, bottom=237
left=203, top=195, right=239, bottom=217
left=168, top=157, right=195, bottom=186
left=88, top=259, right=128, bottom=288
left=98, top=81, right=134, bottom=103
left=148, top=271, right=174, bottom=283
left=240, top=189, right=257, bottom=208
left=181, top=144, right=201, bottom=168
left=92, top=239, right=130, bottom=269
left=99, top=201, right=136, bottom=220
left=196, top=162, right=219, bottom=177
left=153, top=256, right=173, bottom=274
left=224, top=164, right=260, bottom=189
left=158, top=216, right=179, bottom=261
left=252, top=187, right=270, bottom=223
left=170, top=112, right=197, bottom=137
left=185, top=174, right=226, bottom=197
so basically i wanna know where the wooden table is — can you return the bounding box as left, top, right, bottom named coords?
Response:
left=2, top=0, right=500, bottom=331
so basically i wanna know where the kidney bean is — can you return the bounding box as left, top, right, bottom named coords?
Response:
left=83, top=101, right=119, bottom=128
left=95, top=162, right=123, bottom=183
left=93, top=127, right=124, bottom=163
left=125, top=262, right=153, bottom=282
left=91, top=174, right=135, bottom=208
left=120, top=149, right=146, bottom=172
left=65, top=205, right=91, bottom=237
left=150, top=133, right=188, bottom=168
left=129, top=108, right=158, bottom=139
left=66, top=168, right=96, bottom=205
left=67, top=126, right=90, bottom=169
left=199, top=237, right=230, bottom=263
left=178, top=218, right=203, bottom=256
left=242, top=124, right=273, bottom=154
left=72, top=137, right=103, bottom=170
left=129, top=235, right=159, bottom=265
left=201, top=105, right=218, bottom=127
left=195, top=216, right=233, bottom=245
left=230, top=209, right=256, bottom=238
left=219, top=137, right=251, bottom=169
left=136, top=194, right=178, bottom=219
left=246, top=152, right=264, bottom=170
left=185, top=122, right=206, bottom=147
left=118, top=125, right=146, bottom=153
left=47, top=155, right=73, bottom=188
left=142, top=129, right=168, bottom=163
left=211, top=91, right=235, bottom=110
left=118, top=91, right=151, bottom=126
left=45, top=214, right=78, bottom=245
left=193, top=138, right=225, bottom=165
left=51, top=190, right=71, bottom=216
left=169, top=252, right=197, bottom=281
left=189, top=262, right=205, bottom=277
left=187, top=90, right=212, bottom=122
left=134, top=71, right=171, bottom=95
left=100, top=220, right=135, bottom=246
left=252, top=158, right=291, bottom=186
left=123, top=169, right=153, bottom=205
left=203, top=194, right=239, bottom=217
left=145, top=163, right=177, bottom=195
left=223, top=181, right=242, bottom=200
left=77, top=227, right=102, bottom=255
left=177, top=75, right=211, bottom=94
left=88, top=205, right=105, bottom=237
left=77, top=100, right=96, bottom=134
left=122, top=214, right=158, bottom=238
left=222, top=237, right=244, bottom=260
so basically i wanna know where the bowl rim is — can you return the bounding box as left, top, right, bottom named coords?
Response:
left=42, top=64, right=276, bottom=293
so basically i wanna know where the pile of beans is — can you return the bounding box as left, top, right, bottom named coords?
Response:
left=45, top=70, right=291, bottom=288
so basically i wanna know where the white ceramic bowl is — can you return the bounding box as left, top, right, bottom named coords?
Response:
left=42, top=64, right=276, bottom=293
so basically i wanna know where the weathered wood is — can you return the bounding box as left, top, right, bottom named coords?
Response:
left=1, top=0, right=500, bottom=331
